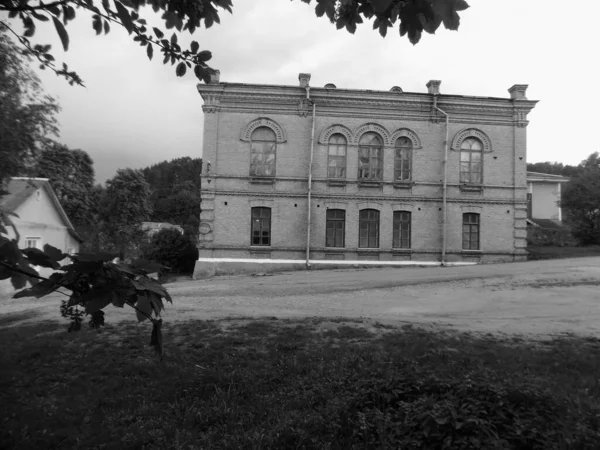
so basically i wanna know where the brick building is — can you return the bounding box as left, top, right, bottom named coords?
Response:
left=194, top=73, right=537, bottom=278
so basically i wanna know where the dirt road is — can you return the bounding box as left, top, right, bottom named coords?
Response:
left=2, top=257, right=600, bottom=338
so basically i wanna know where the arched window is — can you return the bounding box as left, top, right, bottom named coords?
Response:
left=326, top=209, right=345, bottom=247
left=359, top=209, right=379, bottom=248
left=327, top=134, right=347, bottom=179
left=358, top=133, right=383, bottom=181
left=250, top=127, right=276, bottom=177
left=460, top=137, right=483, bottom=184
left=462, top=213, right=480, bottom=250
left=394, top=137, right=412, bottom=181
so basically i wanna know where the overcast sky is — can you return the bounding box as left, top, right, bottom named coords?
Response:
left=6, top=0, right=599, bottom=183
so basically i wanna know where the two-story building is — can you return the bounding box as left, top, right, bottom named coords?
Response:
left=194, top=73, right=537, bottom=278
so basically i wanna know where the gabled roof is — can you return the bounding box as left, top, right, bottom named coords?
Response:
left=526, top=171, right=570, bottom=183
left=0, top=177, right=83, bottom=242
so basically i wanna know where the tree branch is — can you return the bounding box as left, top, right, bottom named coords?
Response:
left=0, top=260, right=72, bottom=298
left=125, top=299, right=156, bottom=323
left=0, top=0, right=72, bottom=12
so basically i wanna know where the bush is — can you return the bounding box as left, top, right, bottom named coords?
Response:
left=140, top=228, right=198, bottom=275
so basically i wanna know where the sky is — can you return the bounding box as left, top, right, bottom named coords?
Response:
left=4, top=0, right=600, bottom=183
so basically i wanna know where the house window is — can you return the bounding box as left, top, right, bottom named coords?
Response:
left=358, top=133, right=383, bottom=181
left=462, top=213, right=480, bottom=250
left=393, top=211, right=411, bottom=249
left=24, top=237, right=41, bottom=249
left=326, top=209, right=345, bottom=247
left=327, top=134, right=347, bottom=179
left=251, top=207, right=271, bottom=246
left=394, top=137, right=412, bottom=181
left=250, top=127, right=276, bottom=177
left=460, top=137, right=483, bottom=184
left=359, top=209, right=379, bottom=248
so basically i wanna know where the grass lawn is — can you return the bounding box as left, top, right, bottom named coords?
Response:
left=1, top=314, right=600, bottom=449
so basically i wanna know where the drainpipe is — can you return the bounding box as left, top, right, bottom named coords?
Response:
left=433, top=95, right=450, bottom=266
left=305, top=87, right=316, bottom=268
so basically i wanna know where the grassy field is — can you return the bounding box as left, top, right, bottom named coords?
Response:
left=1, top=314, right=600, bottom=449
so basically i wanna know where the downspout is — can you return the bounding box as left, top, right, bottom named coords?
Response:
left=305, top=87, right=316, bottom=268
left=433, top=95, right=450, bottom=266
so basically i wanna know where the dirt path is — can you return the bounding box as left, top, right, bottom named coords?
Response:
left=2, top=257, right=600, bottom=338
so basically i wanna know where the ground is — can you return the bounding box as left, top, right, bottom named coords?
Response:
left=2, top=257, right=600, bottom=338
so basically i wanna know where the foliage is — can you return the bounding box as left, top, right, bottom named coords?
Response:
left=0, top=212, right=171, bottom=355
left=0, top=24, right=60, bottom=186
left=142, top=157, right=201, bottom=239
left=30, top=142, right=96, bottom=229
left=561, top=152, right=600, bottom=245
left=0, top=0, right=469, bottom=86
left=1, top=318, right=600, bottom=448
left=140, top=227, right=199, bottom=274
left=99, top=168, right=152, bottom=259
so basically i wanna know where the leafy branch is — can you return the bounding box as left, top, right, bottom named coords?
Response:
left=0, top=221, right=172, bottom=357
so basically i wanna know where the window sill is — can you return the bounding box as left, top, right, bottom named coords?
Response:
left=325, top=246, right=346, bottom=250
left=249, top=177, right=275, bottom=185
left=327, top=179, right=347, bottom=187
left=392, top=248, right=412, bottom=254
left=357, top=181, right=383, bottom=188
left=357, top=248, right=380, bottom=252
left=393, top=181, right=413, bottom=190
left=460, top=184, right=483, bottom=192
left=461, top=249, right=482, bottom=254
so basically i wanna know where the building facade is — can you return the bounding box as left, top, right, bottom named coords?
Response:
left=194, top=73, right=537, bottom=278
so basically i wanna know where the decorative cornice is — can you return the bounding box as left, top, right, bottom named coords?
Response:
left=451, top=128, right=493, bottom=153
left=240, top=117, right=287, bottom=143
left=211, top=189, right=527, bottom=206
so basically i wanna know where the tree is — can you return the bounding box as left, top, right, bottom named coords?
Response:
left=0, top=0, right=469, bottom=86
left=561, top=152, right=600, bottom=245
left=140, top=227, right=198, bottom=274
left=100, top=168, right=152, bottom=259
left=0, top=24, right=60, bottom=187
left=142, top=157, right=201, bottom=239
left=32, top=142, right=95, bottom=229
left=527, top=162, right=581, bottom=178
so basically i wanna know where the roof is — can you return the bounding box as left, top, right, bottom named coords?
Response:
left=0, top=177, right=83, bottom=242
left=526, top=171, right=570, bottom=183
left=141, top=222, right=184, bottom=233
left=528, top=218, right=566, bottom=230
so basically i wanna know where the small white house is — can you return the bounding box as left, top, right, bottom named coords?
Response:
left=1, top=177, right=82, bottom=253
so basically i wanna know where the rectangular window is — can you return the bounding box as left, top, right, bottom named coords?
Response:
left=326, top=209, right=345, bottom=247
left=462, top=213, right=480, bottom=250
left=24, top=237, right=41, bottom=249
left=327, top=135, right=347, bottom=178
left=358, top=148, right=383, bottom=181
left=393, top=211, right=411, bottom=249
left=394, top=148, right=411, bottom=181
left=460, top=151, right=482, bottom=184
left=251, top=207, right=271, bottom=246
left=359, top=209, right=379, bottom=248
left=250, top=141, right=276, bottom=177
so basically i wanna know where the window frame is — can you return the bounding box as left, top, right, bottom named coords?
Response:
left=394, top=137, right=413, bottom=182
left=392, top=211, right=412, bottom=249
left=251, top=207, right=271, bottom=246
left=459, top=137, right=483, bottom=184
left=358, top=209, right=380, bottom=248
left=325, top=209, right=345, bottom=248
left=357, top=133, right=383, bottom=181
left=249, top=126, right=277, bottom=178
left=462, top=213, right=480, bottom=250
left=327, top=134, right=347, bottom=179
left=24, top=237, right=41, bottom=249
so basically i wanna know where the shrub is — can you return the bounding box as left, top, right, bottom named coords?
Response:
left=141, top=228, right=198, bottom=274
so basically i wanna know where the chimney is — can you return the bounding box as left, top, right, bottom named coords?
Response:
left=209, top=70, right=220, bottom=84
left=426, top=80, right=441, bottom=95
left=508, top=84, right=528, bottom=100
left=298, top=73, right=311, bottom=88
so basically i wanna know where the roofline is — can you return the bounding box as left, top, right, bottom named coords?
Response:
left=197, top=81, right=538, bottom=103
left=526, top=171, right=570, bottom=183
